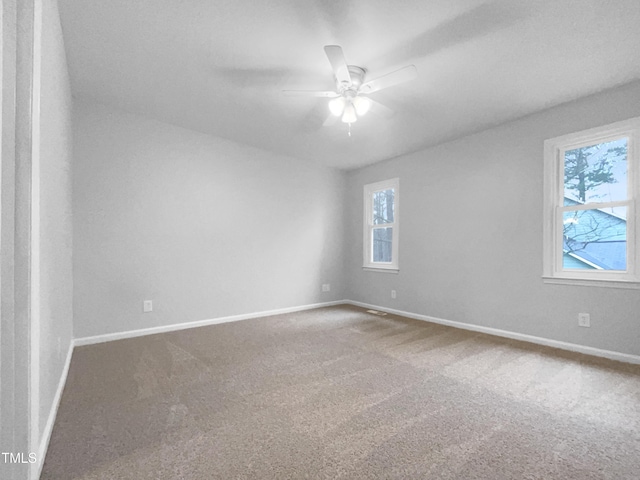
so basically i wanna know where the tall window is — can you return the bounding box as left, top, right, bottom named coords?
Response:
left=364, top=178, right=399, bottom=271
left=543, top=117, right=639, bottom=287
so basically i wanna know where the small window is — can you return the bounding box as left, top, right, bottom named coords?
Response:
left=543, top=118, right=640, bottom=288
left=364, top=178, right=399, bottom=271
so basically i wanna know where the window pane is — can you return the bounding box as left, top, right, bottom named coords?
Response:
left=372, top=227, right=393, bottom=262
left=562, top=207, right=627, bottom=271
left=373, top=189, right=394, bottom=224
left=563, top=138, right=627, bottom=204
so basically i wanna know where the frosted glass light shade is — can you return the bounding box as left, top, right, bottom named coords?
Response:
left=353, top=96, right=371, bottom=116
left=328, top=97, right=346, bottom=116
left=341, top=103, right=357, bottom=123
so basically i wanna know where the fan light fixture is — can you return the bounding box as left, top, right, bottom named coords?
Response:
left=341, top=102, right=357, bottom=123
left=353, top=96, right=371, bottom=116
left=328, top=97, right=346, bottom=117
left=329, top=95, right=372, bottom=123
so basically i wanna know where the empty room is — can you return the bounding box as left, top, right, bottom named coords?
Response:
left=2, top=0, right=640, bottom=479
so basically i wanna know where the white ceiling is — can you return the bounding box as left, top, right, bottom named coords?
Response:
left=58, top=0, right=640, bottom=170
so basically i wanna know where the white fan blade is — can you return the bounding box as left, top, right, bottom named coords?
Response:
left=282, top=90, right=339, bottom=97
left=360, top=65, right=417, bottom=94
left=369, top=99, right=395, bottom=118
left=324, top=45, right=352, bottom=86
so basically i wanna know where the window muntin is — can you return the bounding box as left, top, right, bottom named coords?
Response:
left=543, top=118, right=639, bottom=287
left=364, top=179, right=399, bottom=271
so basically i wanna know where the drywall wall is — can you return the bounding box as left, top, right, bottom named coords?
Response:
left=73, top=101, right=345, bottom=338
left=35, top=0, right=74, bottom=463
left=345, top=80, right=640, bottom=357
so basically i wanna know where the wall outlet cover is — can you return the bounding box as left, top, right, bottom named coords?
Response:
left=578, top=313, right=590, bottom=327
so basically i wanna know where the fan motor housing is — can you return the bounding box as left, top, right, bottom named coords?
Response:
left=338, top=65, right=366, bottom=92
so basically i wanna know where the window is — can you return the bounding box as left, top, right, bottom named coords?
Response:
left=364, top=178, right=399, bottom=271
left=543, top=117, right=640, bottom=288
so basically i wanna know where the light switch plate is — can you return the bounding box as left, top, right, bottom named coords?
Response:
left=143, top=300, right=153, bottom=313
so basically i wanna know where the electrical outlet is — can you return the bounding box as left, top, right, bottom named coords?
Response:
left=391, top=290, right=397, bottom=299
left=578, top=313, right=590, bottom=327
left=322, top=284, right=330, bottom=292
left=143, top=300, right=153, bottom=313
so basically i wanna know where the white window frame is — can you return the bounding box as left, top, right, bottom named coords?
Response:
left=363, top=178, right=399, bottom=272
left=543, top=117, right=640, bottom=289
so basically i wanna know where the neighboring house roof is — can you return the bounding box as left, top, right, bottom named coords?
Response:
left=562, top=197, right=626, bottom=270
left=563, top=252, right=596, bottom=270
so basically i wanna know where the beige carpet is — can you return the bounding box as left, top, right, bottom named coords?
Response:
left=42, top=305, right=640, bottom=479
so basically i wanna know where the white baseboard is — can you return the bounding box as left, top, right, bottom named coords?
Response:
left=33, top=339, right=74, bottom=480
left=346, top=300, right=640, bottom=365
left=73, top=300, right=347, bottom=347
left=74, top=298, right=640, bottom=362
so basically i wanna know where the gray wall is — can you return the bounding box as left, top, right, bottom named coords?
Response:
left=36, top=0, right=74, bottom=455
left=73, top=101, right=345, bottom=338
left=345, top=81, right=640, bottom=357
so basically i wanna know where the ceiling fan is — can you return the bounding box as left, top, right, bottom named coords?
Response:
left=283, top=45, right=417, bottom=128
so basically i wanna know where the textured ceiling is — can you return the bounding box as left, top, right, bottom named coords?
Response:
left=58, top=0, right=640, bottom=169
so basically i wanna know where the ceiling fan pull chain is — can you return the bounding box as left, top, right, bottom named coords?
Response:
left=348, top=123, right=352, bottom=137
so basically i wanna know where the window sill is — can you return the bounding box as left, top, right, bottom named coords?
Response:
left=363, top=266, right=399, bottom=274
left=542, top=276, right=640, bottom=289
